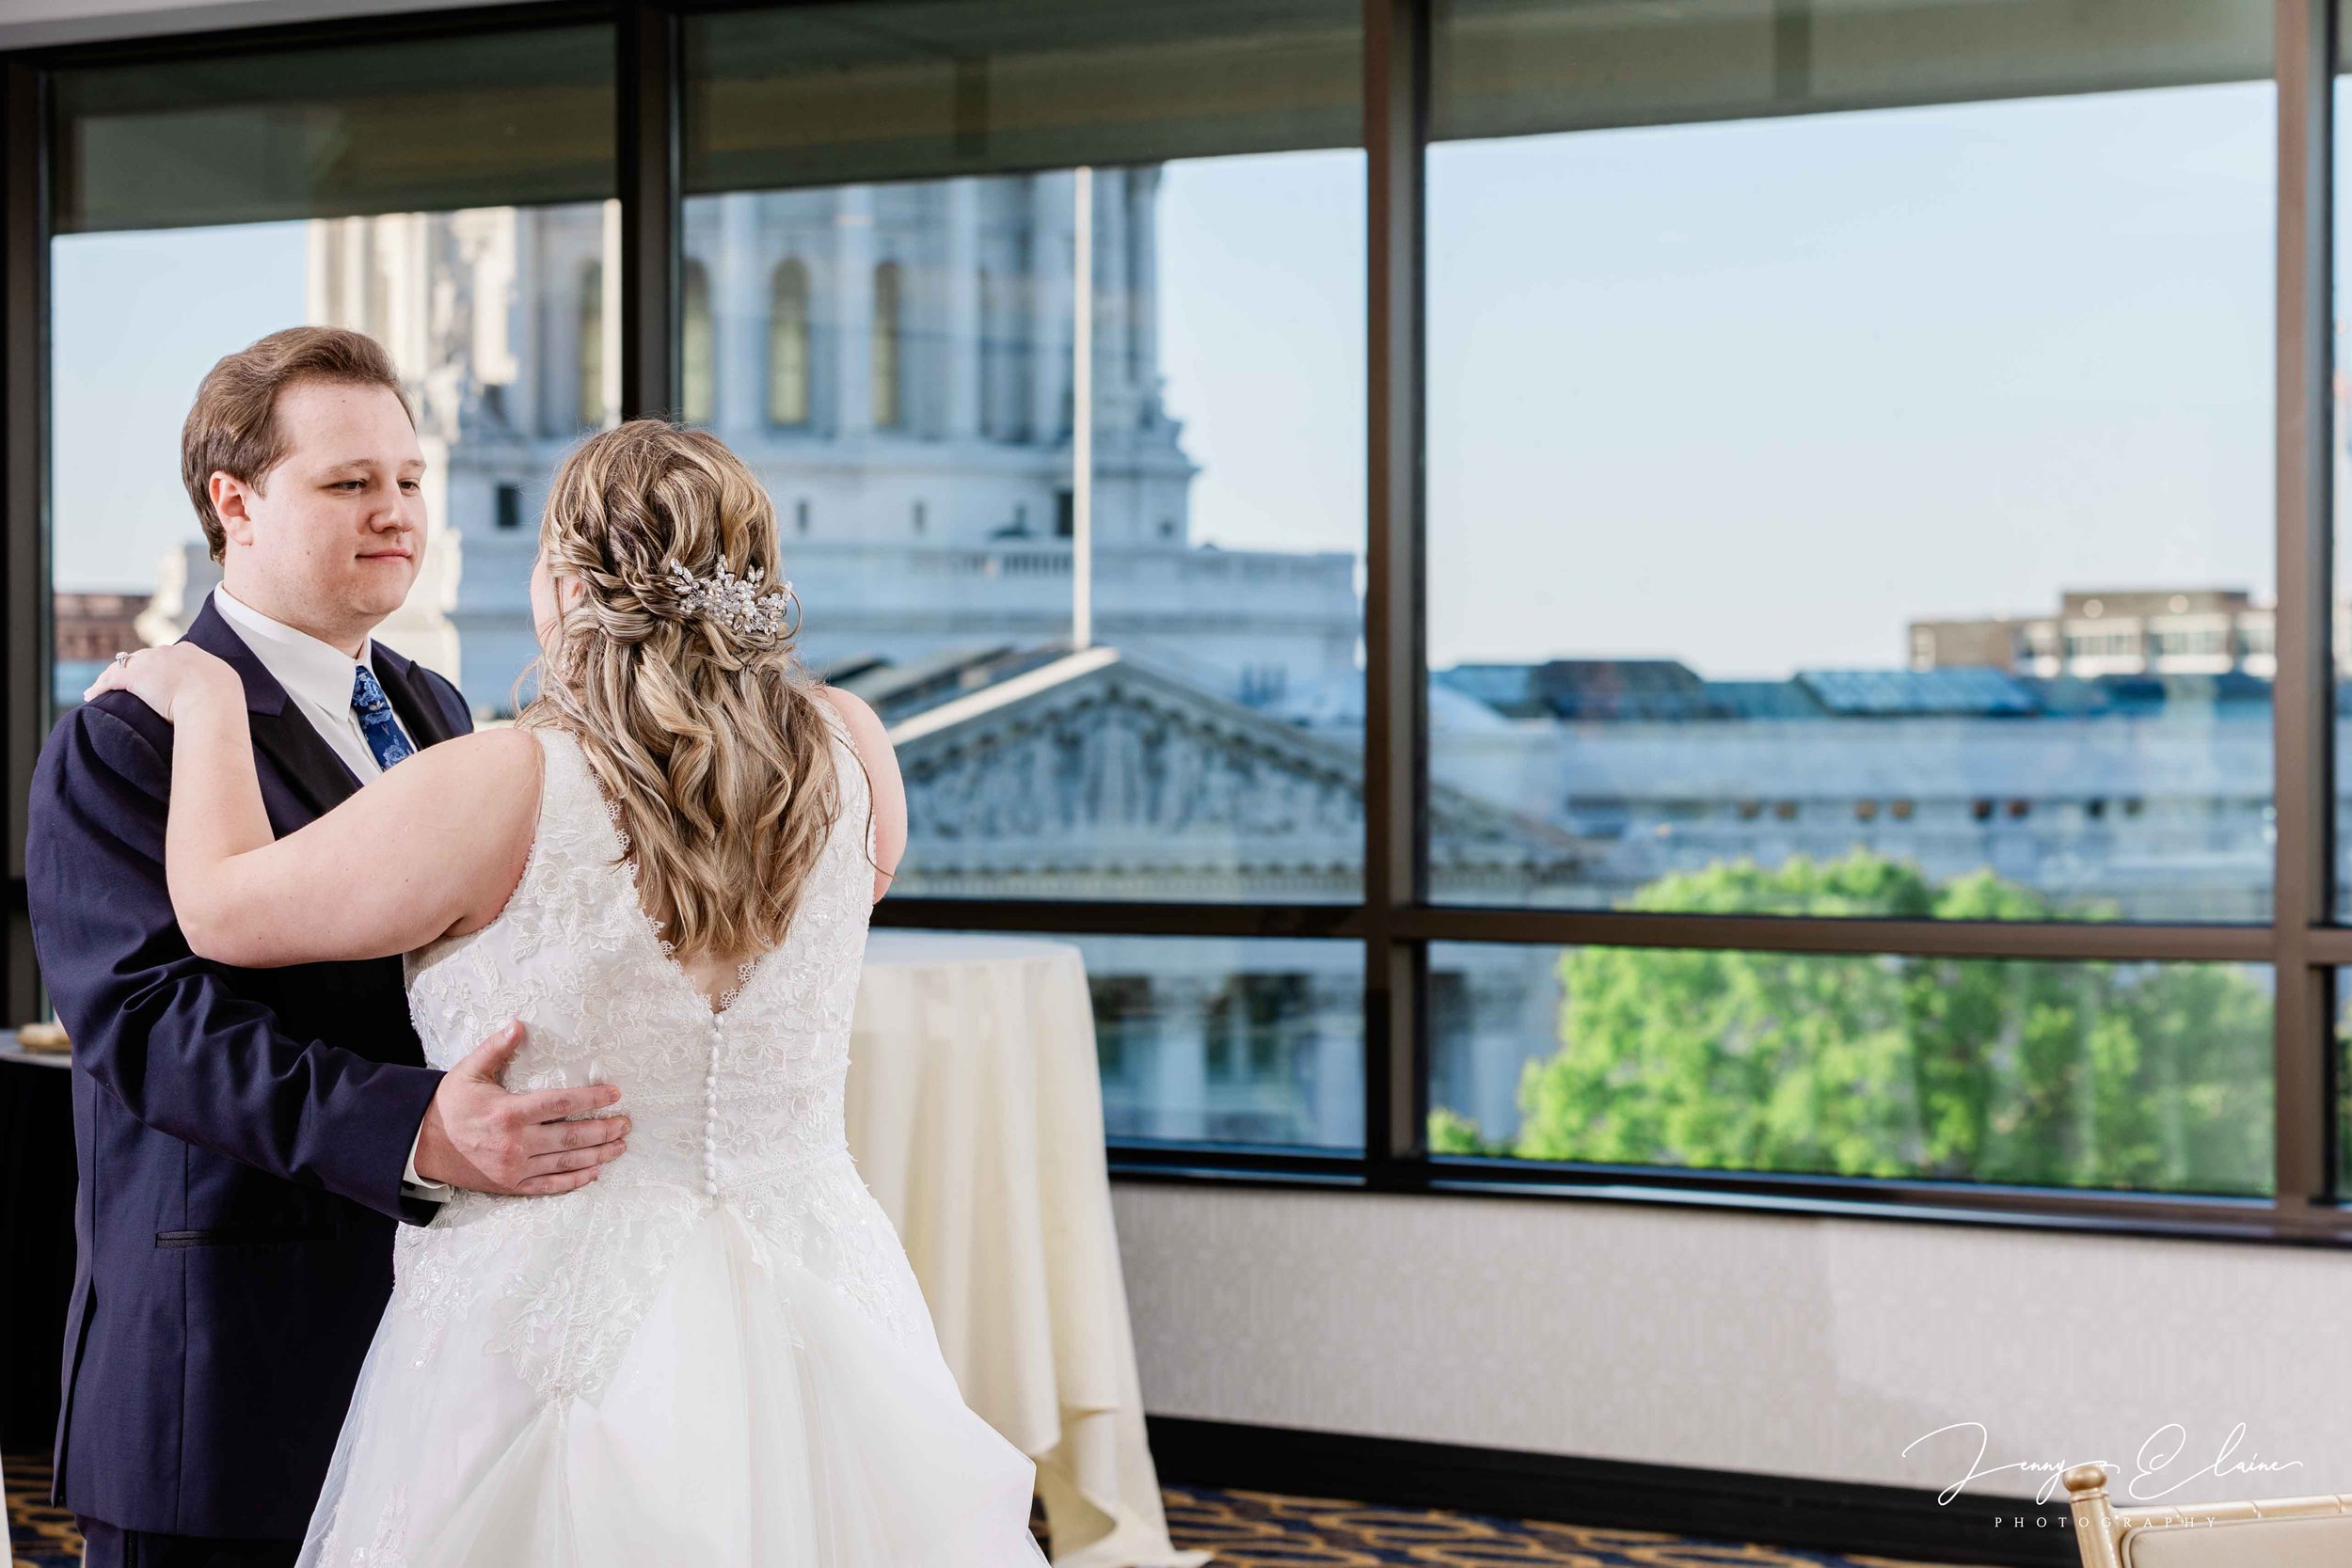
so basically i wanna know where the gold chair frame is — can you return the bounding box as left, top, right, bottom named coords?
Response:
left=2063, top=1461, right=2352, bottom=1567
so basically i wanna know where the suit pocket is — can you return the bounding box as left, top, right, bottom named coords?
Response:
left=153, top=1225, right=336, bottom=1249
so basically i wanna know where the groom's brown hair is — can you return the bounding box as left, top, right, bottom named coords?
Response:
left=181, top=325, right=413, bottom=563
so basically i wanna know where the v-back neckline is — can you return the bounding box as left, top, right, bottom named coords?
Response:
left=548, top=726, right=779, bottom=1022
left=650, top=934, right=771, bottom=1022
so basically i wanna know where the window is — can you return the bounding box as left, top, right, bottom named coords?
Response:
left=26, top=0, right=2337, bottom=1226
left=769, top=259, right=811, bottom=427
left=870, top=260, right=904, bottom=431
left=1420, top=0, right=2280, bottom=1195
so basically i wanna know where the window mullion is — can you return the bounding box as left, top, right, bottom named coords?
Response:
left=1364, top=0, right=1430, bottom=1172
left=2273, top=0, right=2335, bottom=1214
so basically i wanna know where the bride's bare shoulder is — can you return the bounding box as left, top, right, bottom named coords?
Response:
left=812, top=681, right=874, bottom=727
left=812, top=684, right=888, bottom=756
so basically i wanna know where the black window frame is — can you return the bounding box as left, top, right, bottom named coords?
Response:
left=4, top=0, right=2344, bottom=1248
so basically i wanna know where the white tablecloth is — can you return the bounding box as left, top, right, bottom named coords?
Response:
left=845, top=931, right=1211, bottom=1568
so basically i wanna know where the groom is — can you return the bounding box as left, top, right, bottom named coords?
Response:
left=26, top=326, right=631, bottom=1567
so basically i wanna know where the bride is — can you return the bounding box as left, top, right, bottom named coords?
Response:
left=86, top=420, right=1053, bottom=1566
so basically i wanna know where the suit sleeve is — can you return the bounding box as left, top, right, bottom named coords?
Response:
left=26, top=699, right=447, bottom=1226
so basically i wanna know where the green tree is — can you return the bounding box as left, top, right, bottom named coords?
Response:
left=1440, top=851, right=2271, bottom=1195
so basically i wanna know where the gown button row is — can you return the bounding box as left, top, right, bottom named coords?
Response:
left=703, top=1018, right=723, bottom=1196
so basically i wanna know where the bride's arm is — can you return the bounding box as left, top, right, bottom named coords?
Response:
left=84, top=644, right=540, bottom=967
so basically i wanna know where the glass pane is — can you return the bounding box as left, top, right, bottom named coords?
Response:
left=1431, top=942, right=2274, bottom=1196
left=55, top=24, right=614, bottom=233
left=685, top=2, right=1365, bottom=904
left=50, top=32, right=620, bottom=723
left=912, top=931, right=1362, bottom=1151
left=686, top=0, right=1359, bottom=193
left=1428, top=0, right=2276, bottom=922
left=1433, top=0, right=2268, bottom=145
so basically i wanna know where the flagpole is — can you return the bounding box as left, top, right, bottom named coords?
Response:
left=1072, top=165, right=1094, bottom=652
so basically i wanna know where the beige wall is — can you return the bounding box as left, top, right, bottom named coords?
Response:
left=1111, top=1182, right=2352, bottom=1514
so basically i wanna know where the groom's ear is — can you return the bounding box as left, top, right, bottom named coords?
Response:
left=210, top=469, right=259, bottom=549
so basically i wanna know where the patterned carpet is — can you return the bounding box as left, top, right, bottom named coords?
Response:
left=8, top=1454, right=1974, bottom=1566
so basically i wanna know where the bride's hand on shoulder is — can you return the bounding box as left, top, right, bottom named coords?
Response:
left=81, top=643, right=240, bottom=721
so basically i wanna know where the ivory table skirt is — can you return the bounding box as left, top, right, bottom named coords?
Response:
left=845, top=930, right=1211, bottom=1568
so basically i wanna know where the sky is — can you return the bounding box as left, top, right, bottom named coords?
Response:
left=54, top=76, right=2295, bottom=678
left=52, top=222, right=309, bottom=594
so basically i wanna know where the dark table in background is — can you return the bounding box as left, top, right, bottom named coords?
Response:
left=0, top=1038, right=74, bottom=1455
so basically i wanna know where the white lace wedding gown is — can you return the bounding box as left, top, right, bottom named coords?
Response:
left=296, top=709, right=1052, bottom=1566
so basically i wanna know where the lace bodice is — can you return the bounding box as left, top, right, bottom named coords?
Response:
left=405, top=705, right=874, bottom=1196
left=384, top=700, right=923, bottom=1404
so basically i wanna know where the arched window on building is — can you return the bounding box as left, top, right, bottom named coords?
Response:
left=871, top=259, right=904, bottom=430
left=769, top=258, right=811, bottom=428
left=681, top=259, right=715, bottom=425
left=578, top=260, right=605, bottom=430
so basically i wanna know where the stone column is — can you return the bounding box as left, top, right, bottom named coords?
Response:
left=1027, top=170, right=1070, bottom=443
left=1305, top=970, right=1365, bottom=1150
left=598, top=199, right=624, bottom=427
left=943, top=178, right=983, bottom=441
left=1128, top=166, right=1161, bottom=400
left=834, top=185, right=876, bottom=439
left=1094, top=166, right=1129, bottom=427
left=305, top=216, right=350, bottom=327
left=714, top=192, right=764, bottom=436
left=1468, top=956, right=1551, bottom=1148
left=510, top=208, right=542, bottom=437
left=1149, top=972, right=1217, bottom=1141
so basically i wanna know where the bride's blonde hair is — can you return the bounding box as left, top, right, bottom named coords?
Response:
left=520, top=419, right=872, bottom=961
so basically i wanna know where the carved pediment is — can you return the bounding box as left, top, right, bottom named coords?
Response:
left=881, top=647, right=1588, bottom=900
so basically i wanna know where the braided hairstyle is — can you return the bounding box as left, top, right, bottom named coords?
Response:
left=519, top=419, right=876, bottom=962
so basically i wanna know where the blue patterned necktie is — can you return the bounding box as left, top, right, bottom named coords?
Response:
left=351, top=664, right=416, bottom=771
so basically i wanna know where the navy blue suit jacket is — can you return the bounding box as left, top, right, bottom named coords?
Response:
left=25, top=596, right=473, bottom=1539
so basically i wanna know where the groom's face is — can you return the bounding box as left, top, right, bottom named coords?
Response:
left=214, top=379, right=425, bottom=647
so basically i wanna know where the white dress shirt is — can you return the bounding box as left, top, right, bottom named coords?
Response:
left=209, top=586, right=452, bottom=1204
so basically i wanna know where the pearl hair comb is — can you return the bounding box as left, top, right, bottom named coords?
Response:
left=663, top=558, right=796, bottom=640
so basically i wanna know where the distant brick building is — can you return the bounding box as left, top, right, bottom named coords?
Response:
left=55, top=591, right=149, bottom=661
left=54, top=591, right=152, bottom=712
left=1908, top=587, right=2283, bottom=678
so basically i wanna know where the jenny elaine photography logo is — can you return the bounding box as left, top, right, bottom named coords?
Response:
left=1905, top=1421, right=2305, bottom=1527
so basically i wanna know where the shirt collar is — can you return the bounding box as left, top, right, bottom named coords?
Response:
left=209, top=585, right=376, bottom=720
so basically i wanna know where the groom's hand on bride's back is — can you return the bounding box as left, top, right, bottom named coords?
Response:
left=411, top=1020, right=631, bottom=1196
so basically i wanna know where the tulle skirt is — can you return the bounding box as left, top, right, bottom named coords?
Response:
left=295, top=1194, right=1051, bottom=1566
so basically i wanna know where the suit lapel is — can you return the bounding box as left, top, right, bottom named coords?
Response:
left=183, top=599, right=362, bottom=822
